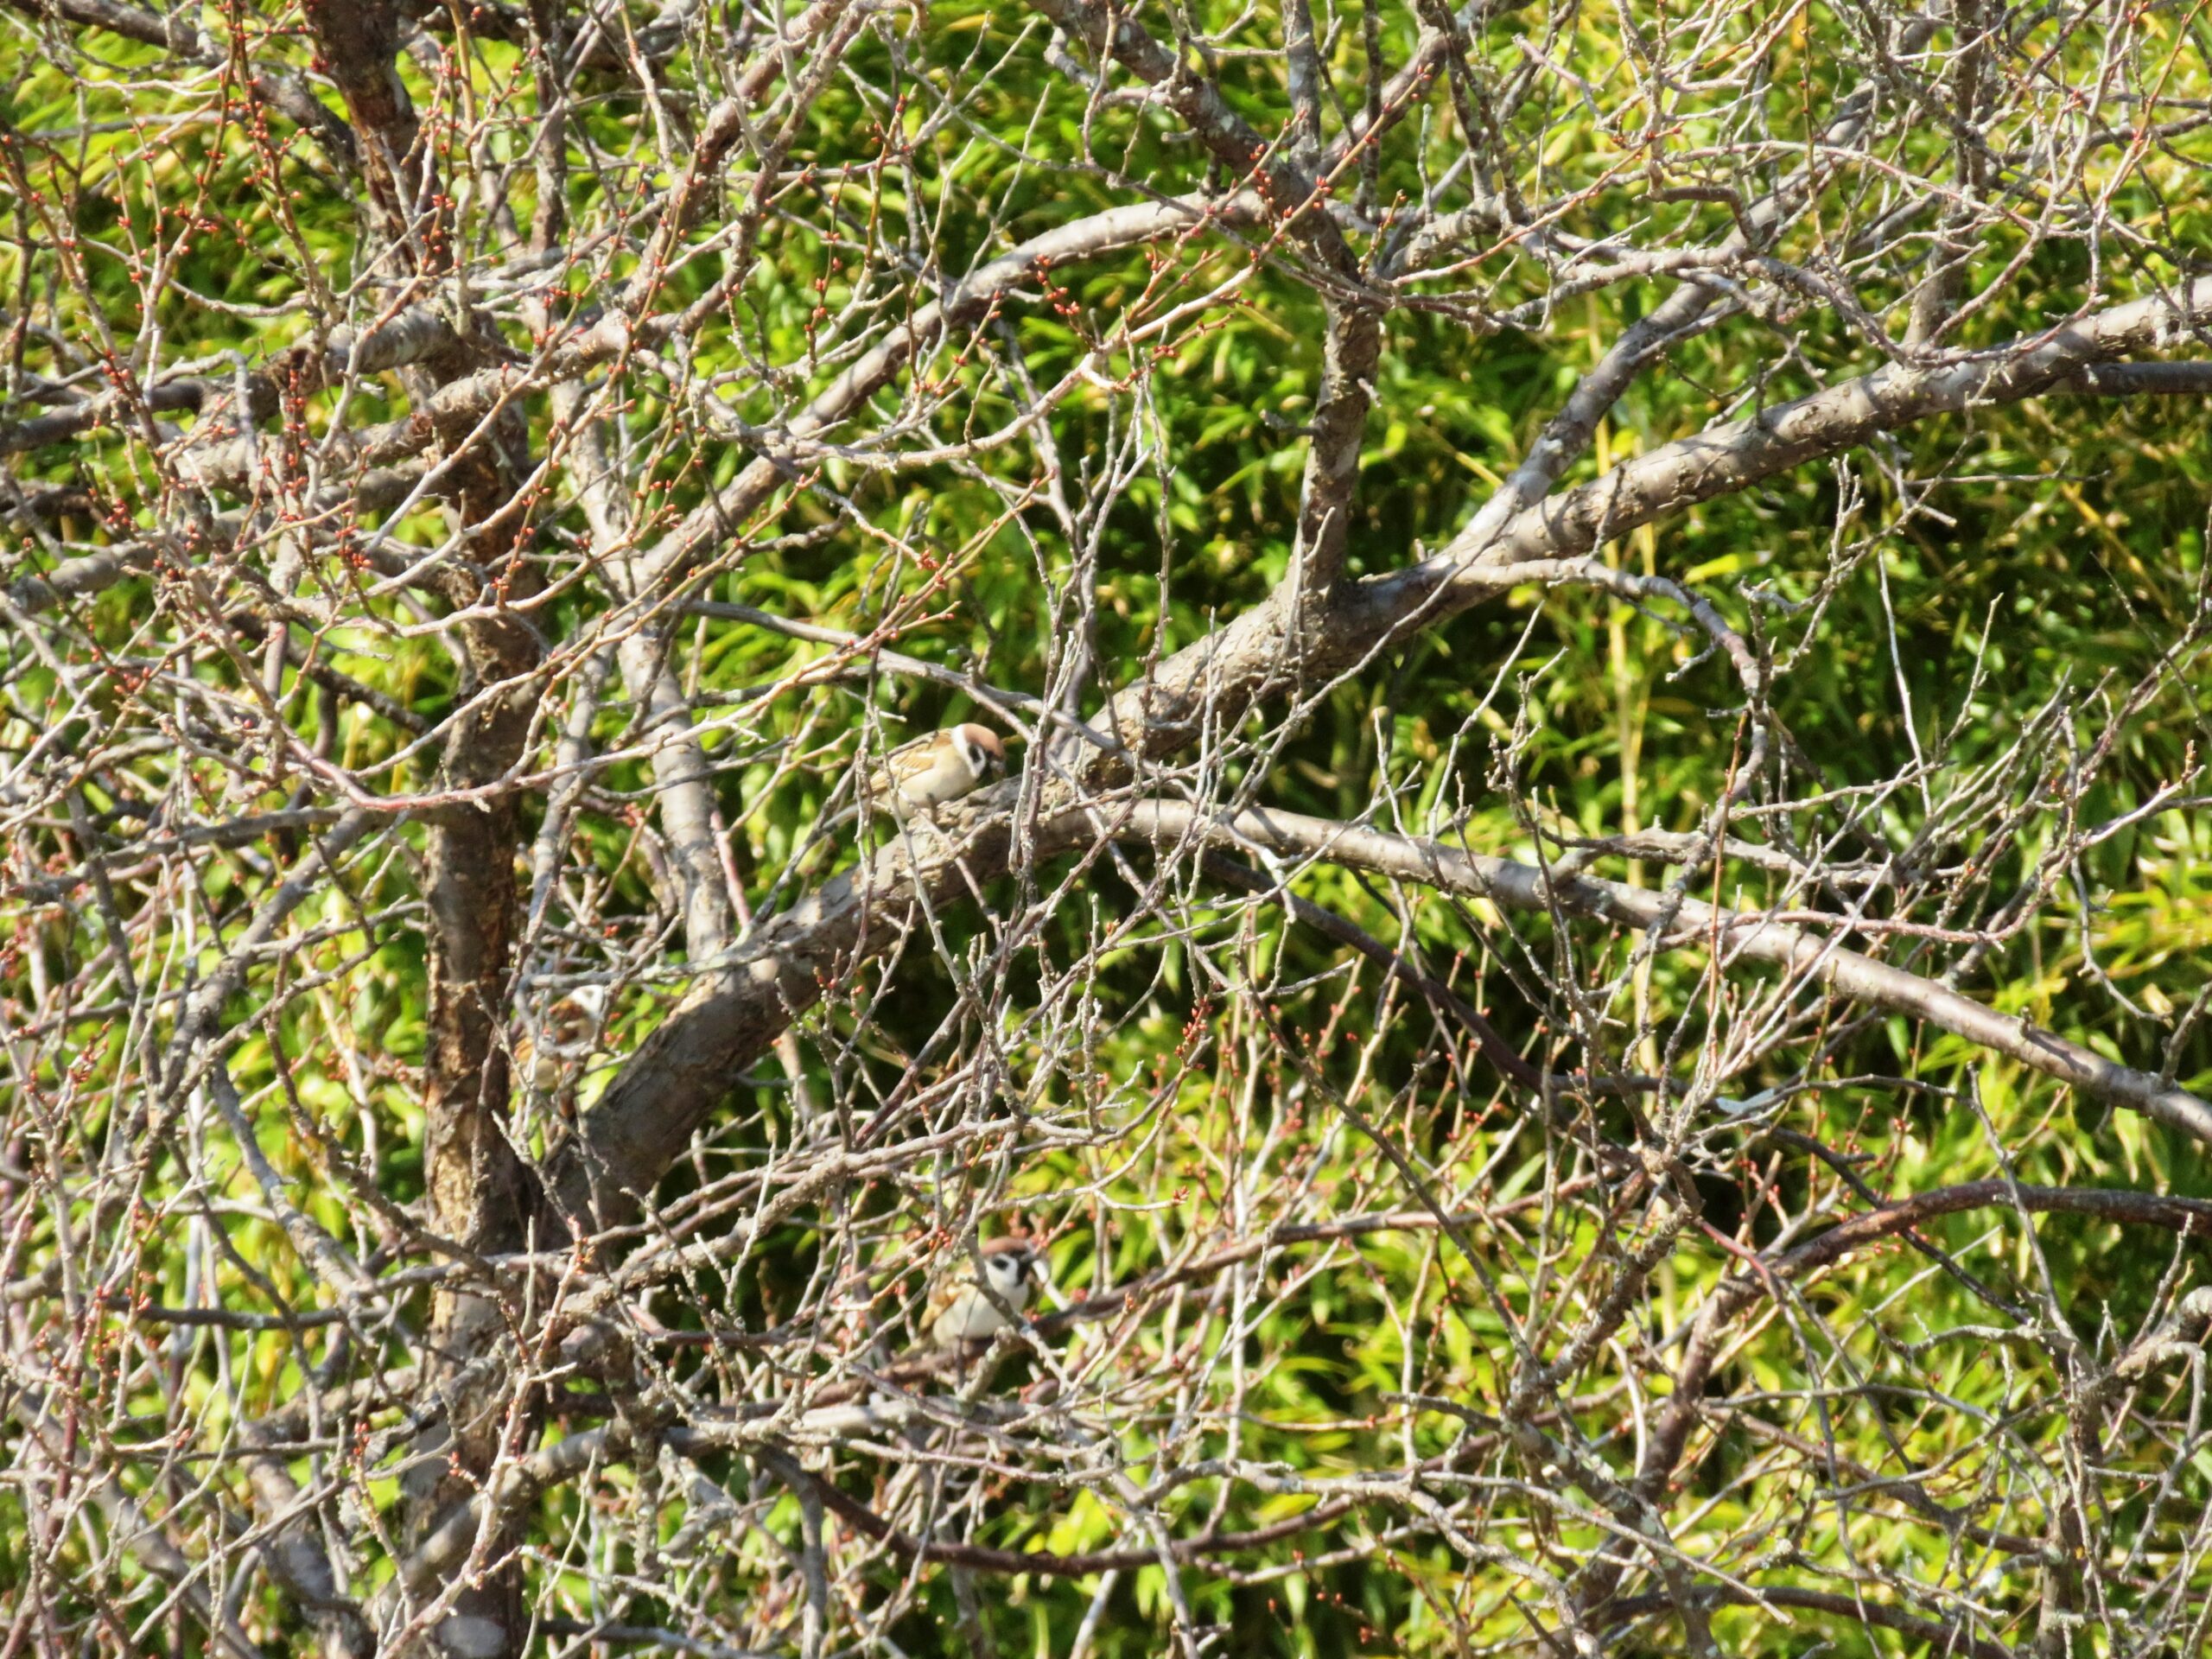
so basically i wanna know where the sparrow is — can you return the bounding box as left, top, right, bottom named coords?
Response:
left=513, top=982, right=610, bottom=1095
left=923, top=1236, right=1046, bottom=1349
left=865, top=722, right=1006, bottom=820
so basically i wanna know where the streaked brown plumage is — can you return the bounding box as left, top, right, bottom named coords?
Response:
left=925, top=1236, right=1045, bottom=1347
left=866, top=722, right=1007, bottom=820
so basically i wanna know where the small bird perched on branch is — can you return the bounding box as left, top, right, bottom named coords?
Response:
left=514, top=982, right=610, bottom=1095
left=925, top=1236, right=1046, bottom=1348
left=866, top=722, right=1006, bottom=820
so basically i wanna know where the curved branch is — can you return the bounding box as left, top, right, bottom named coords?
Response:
left=1103, top=801, right=2212, bottom=1144
left=1439, top=283, right=2212, bottom=576
left=1771, top=1179, right=2212, bottom=1277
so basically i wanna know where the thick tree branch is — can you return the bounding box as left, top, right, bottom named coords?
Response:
left=1438, top=284, right=2212, bottom=575
left=551, top=280, right=2212, bottom=1223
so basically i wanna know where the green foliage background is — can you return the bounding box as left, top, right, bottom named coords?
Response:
left=2, top=0, right=2209, bottom=1652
